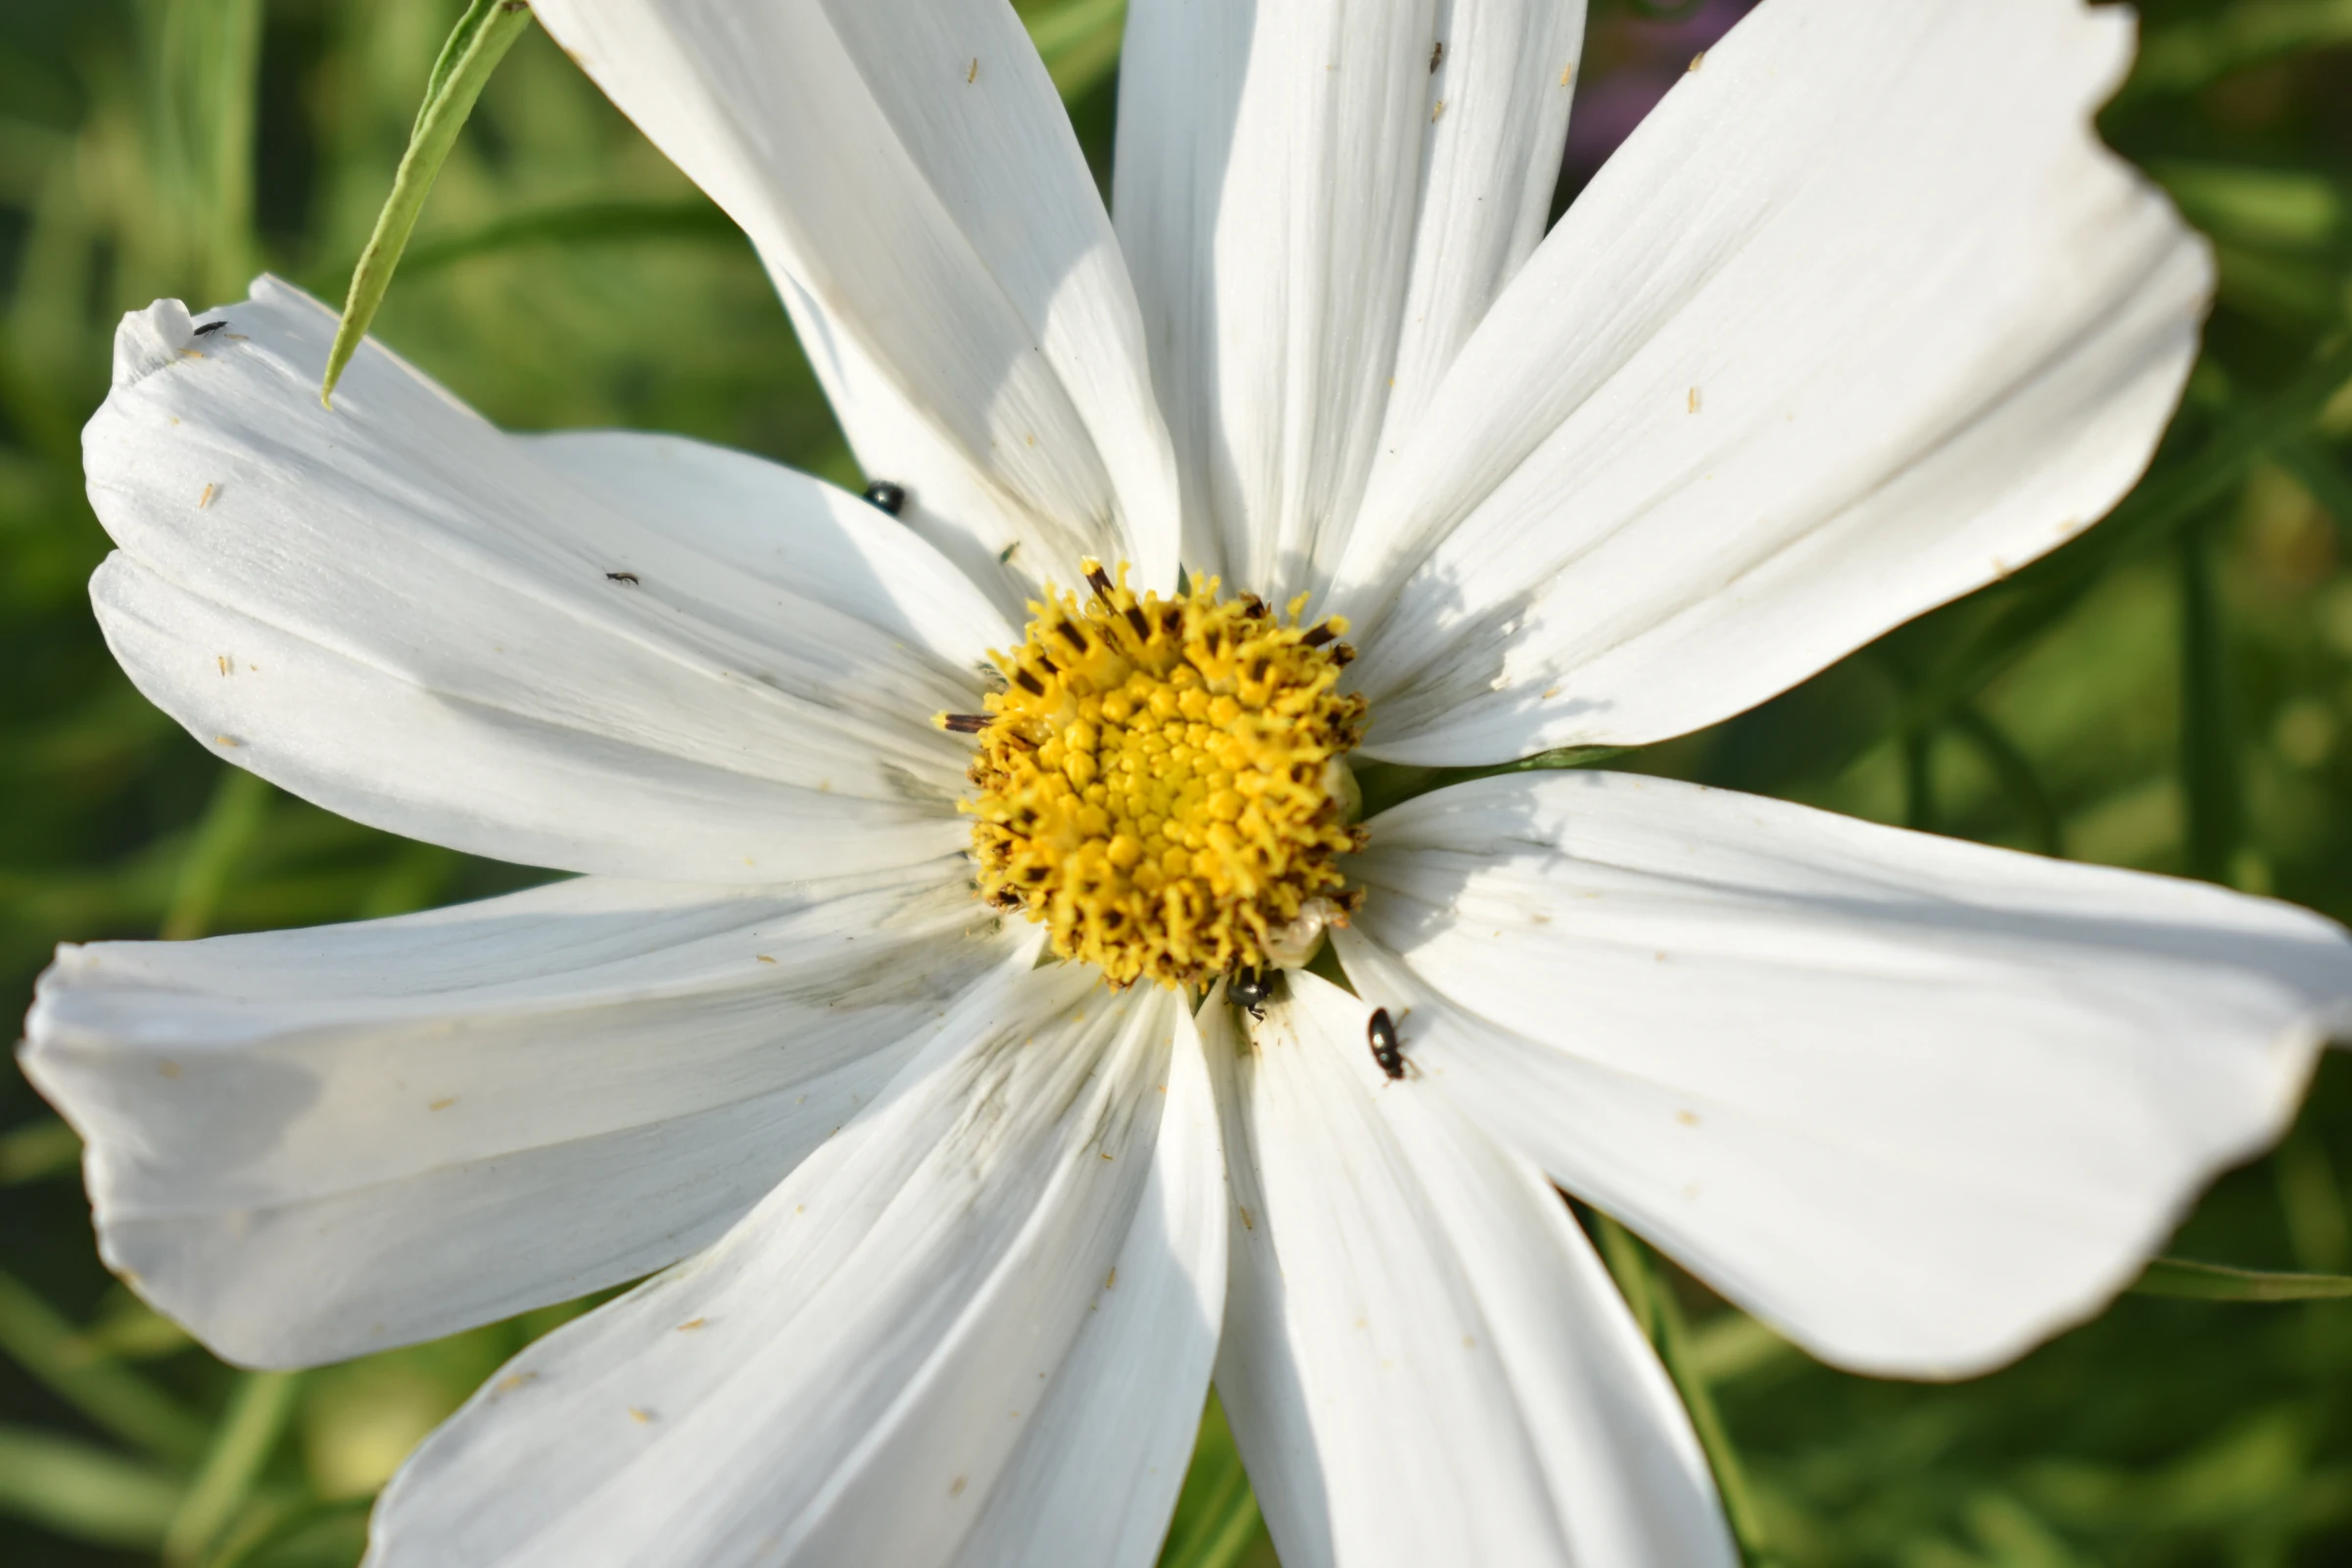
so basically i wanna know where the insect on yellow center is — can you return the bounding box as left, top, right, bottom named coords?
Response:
left=941, top=561, right=1368, bottom=990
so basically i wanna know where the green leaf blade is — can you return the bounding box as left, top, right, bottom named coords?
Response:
left=320, top=0, right=536, bottom=406
left=2133, top=1257, right=2352, bottom=1302
left=0, top=1424, right=186, bottom=1548
left=0, top=1270, right=212, bottom=1465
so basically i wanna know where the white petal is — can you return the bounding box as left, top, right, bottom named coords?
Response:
left=1339, top=772, right=2352, bottom=1377
left=1332, top=0, right=2212, bottom=763
left=1117, top=0, right=1581, bottom=594
left=89, top=281, right=993, bottom=882
left=20, top=864, right=1010, bottom=1368
left=1368, top=2, right=1589, bottom=487
left=954, top=1004, right=1227, bottom=1568
left=521, top=429, right=1010, bottom=672
left=772, top=271, right=1057, bottom=617
left=367, top=963, right=1214, bottom=1568
left=1208, top=974, right=1734, bottom=1568
left=534, top=0, right=1181, bottom=592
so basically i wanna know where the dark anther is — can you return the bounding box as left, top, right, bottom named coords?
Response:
left=1124, top=603, right=1152, bottom=642
left=941, top=713, right=992, bottom=734
left=1054, top=621, right=1089, bottom=651
left=862, top=480, right=908, bottom=515
left=1301, top=624, right=1338, bottom=648
left=1085, top=564, right=1117, bottom=600
left=193, top=320, right=228, bottom=337
left=1330, top=643, right=1357, bottom=667
left=1015, top=669, right=1046, bottom=696
left=1035, top=654, right=1060, bottom=675
left=605, top=571, right=641, bottom=586
left=1240, top=594, right=1268, bottom=619
left=1161, top=608, right=1183, bottom=639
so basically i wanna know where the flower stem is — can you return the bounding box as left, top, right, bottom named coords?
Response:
left=2177, top=517, right=2239, bottom=885
left=161, top=1370, right=302, bottom=1568
left=1952, top=703, right=2066, bottom=858
left=1595, top=1212, right=1778, bottom=1566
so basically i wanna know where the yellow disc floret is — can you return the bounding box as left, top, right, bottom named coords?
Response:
left=943, top=561, right=1368, bottom=990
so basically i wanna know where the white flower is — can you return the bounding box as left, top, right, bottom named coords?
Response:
left=22, top=0, right=2352, bottom=1563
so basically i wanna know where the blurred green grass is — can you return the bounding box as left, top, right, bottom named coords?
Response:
left=4, top=1, right=2352, bottom=1564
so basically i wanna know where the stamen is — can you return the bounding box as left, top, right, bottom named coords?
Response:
left=952, top=563, right=1367, bottom=990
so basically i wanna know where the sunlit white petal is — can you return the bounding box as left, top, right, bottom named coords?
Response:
left=1335, top=0, right=2209, bottom=763
left=1117, top=0, right=1581, bottom=592
left=88, top=282, right=984, bottom=883
left=1366, top=1, right=1588, bottom=499
left=534, top=0, right=1182, bottom=592
left=954, top=1008, right=1226, bottom=1568
left=22, top=864, right=1009, bottom=1367
left=367, top=956, right=1209, bottom=1568
left=1338, top=772, right=2352, bottom=1375
left=1208, top=974, right=1735, bottom=1568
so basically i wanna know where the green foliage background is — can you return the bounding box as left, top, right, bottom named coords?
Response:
left=4, top=1, right=2352, bottom=1564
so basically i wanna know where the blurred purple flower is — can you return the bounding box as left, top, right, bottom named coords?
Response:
left=1563, top=0, right=1765, bottom=189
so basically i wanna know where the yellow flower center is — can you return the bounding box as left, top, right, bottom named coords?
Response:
left=942, top=561, right=1368, bottom=990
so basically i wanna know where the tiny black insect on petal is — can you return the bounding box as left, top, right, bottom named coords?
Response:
left=605, top=571, right=640, bottom=586
left=193, top=320, right=228, bottom=337
left=862, top=480, right=907, bottom=516
left=1368, top=1007, right=1405, bottom=1080
left=1430, top=39, right=1444, bottom=71
left=1228, top=967, right=1279, bottom=1022
left=1229, top=968, right=1272, bottom=1008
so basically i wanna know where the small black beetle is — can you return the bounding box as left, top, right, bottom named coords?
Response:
left=1228, top=967, right=1276, bottom=1021
left=1368, top=1007, right=1405, bottom=1080
left=862, top=480, right=907, bottom=516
